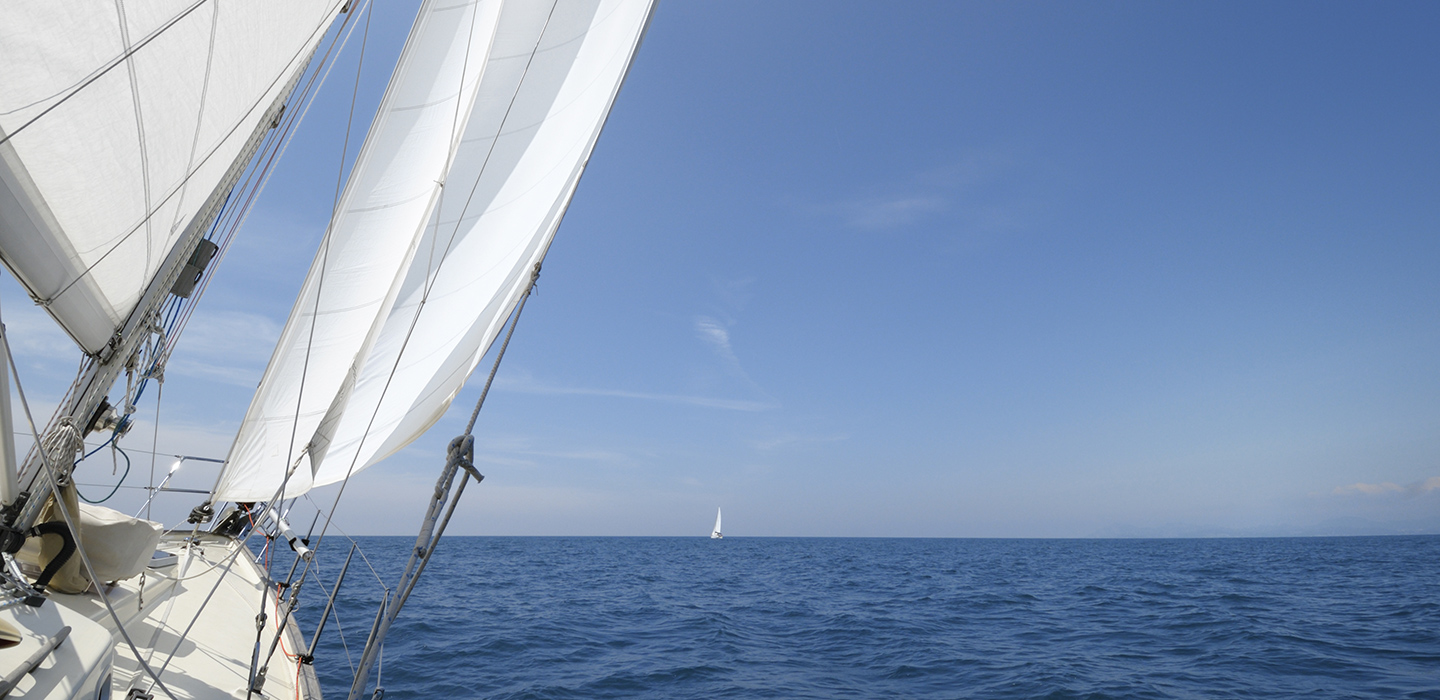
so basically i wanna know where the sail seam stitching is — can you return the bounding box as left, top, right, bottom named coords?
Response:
left=307, top=0, right=498, bottom=555
left=0, top=0, right=209, bottom=135
left=113, top=0, right=159, bottom=300
left=33, top=5, right=346, bottom=321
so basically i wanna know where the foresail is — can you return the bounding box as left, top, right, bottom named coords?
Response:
left=215, top=0, right=653, bottom=501
left=0, top=0, right=345, bottom=354
left=309, top=0, right=655, bottom=490
left=215, top=0, right=504, bottom=502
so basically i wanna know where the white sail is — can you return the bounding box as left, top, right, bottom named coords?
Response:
left=216, top=0, right=655, bottom=500
left=310, top=0, right=653, bottom=488
left=215, top=0, right=505, bottom=502
left=0, top=0, right=346, bottom=354
left=711, top=508, right=722, bottom=538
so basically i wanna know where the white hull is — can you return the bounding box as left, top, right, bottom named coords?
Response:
left=2, top=531, right=318, bottom=699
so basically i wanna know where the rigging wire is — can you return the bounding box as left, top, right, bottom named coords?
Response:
left=271, top=0, right=377, bottom=503
left=240, top=1, right=382, bottom=686
left=113, top=0, right=159, bottom=282
left=95, top=2, right=385, bottom=692
left=34, top=3, right=385, bottom=692
left=302, top=496, right=388, bottom=589
left=43, top=0, right=371, bottom=512
left=162, top=0, right=374, bottom=365
left=147, top=375, right=163, bottom=520
left=162, top=0, right=224, bottom=237
left=32, top=3, right=349, bottom=309
left=0, top=0, right=209, bottom=145
left=313, top=0, right=558, bottom=567
left=0, top=314, right=180, bottom=700
left=0, top=3, right=373, bottom=694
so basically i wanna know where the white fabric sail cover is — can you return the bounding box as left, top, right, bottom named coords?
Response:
left=217, top=0, right=654, bottom=501
left=216, top=0, right=505, bottom=501
left=0, top=0, right=345, bottom=354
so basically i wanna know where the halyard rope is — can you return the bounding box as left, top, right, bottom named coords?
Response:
left=0, top=321, right=179, bottom=700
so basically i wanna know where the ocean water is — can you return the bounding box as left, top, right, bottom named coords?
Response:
left=284, top=536, right=1440, bottom=699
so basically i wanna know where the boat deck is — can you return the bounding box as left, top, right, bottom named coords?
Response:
left=110, top=532, right=321, bottom=700
left=5, top=531, right=321, bottom=699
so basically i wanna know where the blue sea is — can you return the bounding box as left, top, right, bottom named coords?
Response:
left=284, top=536, right=1440, bottom=699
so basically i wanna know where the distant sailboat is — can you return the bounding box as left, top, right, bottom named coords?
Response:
left=711, top=507, right=723, bottom=539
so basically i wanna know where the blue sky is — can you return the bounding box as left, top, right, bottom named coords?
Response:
left=4, top=1, right=1439, bottom=536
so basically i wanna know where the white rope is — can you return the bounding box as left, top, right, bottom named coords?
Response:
left=0, top=323, right=180, bottom=700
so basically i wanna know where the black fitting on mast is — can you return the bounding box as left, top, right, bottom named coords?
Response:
left=0, top=493, right=30, bottom=538
left=187, top=502, right=215, bottom=525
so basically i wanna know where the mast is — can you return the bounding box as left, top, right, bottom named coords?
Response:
left=4, top=9, right=345, bottom=532
left=0, top=293, right=19, bottom=507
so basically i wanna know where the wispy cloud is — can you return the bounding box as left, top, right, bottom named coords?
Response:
left=1334, top=476, right=1440, bottom=496
left=470, top=435, right=638, bottom=469
left=695, top=316, right=741, bottom=367
left=513, top=448, right=633, bottom=464
left=473, top=454, right=539, bottom=468
left=845, top=195, right=947, bottom=229
left=751, top=432, right=849, bottom=451
left=1, top=295, right=77, bottom=358
left=1334, top=482, right=1403, bottom=496
left=797, top=153, right=1025, bottom=232
left=693, top=315, right=773, bottom=401
left=167, top=310, right=281, bottom=387
left=165, top=359, right=268, bottom=388
left=496, top=374, right=776, bottom=412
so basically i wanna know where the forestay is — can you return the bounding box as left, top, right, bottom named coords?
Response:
left=216, top=0, right=505, bottom=501
left=0, top=0, right=346, bottom=354
left=216, top=0, right=654, bottom=501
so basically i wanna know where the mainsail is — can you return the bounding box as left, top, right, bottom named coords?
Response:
left=215, top=0, right=654, bottom=501
left=0, top=0, right=347, bottom=354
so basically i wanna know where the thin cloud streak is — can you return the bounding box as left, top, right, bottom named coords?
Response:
left=166, top=310, right=281, bottom=387
left=166, top=359, right=268, bottom=388
left=846, top=195, right=947, bottom=228
left=751, top=432, right=849, bottom=451
left=694, top=317, right=740, bottom=365
left=796, top=153, right=1024, bottom=231
left=693, top=315, right=772, bottom=398
left=1333, top=476, right=1440, bottom=496
left=497, top=376, right=777, bottom=412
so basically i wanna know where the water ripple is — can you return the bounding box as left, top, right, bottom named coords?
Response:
left=285, top=536, right=1440, bottom=699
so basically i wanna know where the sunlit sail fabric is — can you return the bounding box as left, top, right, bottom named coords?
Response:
left=216, top=0, right=505, bottom=501
left=311, top=0, right=653, bottom=489
left=0, top=0, right=345, bottom=354
left=214, top=0, right=653, bottom=501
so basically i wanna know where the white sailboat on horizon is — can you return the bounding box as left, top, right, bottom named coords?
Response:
left=711, top=507, right=723, bottom=539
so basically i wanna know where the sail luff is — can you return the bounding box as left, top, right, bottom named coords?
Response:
left=215, top=0, right=506, bottom=502
left=308, top=0, right=655, bottom=490
left=4, top=0, right=350, bottom=526
left=212, top=0, right=654, bottom=503
left=0, top=0, right=348, bottom=354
